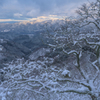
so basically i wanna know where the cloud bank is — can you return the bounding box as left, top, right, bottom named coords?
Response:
left=0, top=0, right=95, bottom=22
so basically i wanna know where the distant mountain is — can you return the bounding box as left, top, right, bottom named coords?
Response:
left=0, top=20, right=65, bottom=40
left=0, top=39, right=31, bottom=67
left=0, top=20, right=65, bottom=67
left=0, top=33, right=49, bottom=67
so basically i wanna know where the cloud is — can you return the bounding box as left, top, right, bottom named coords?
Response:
left=14, top=13, right=23, bottom=18
left=0, top=0, right=96, bottom=22
left=29, top=15, right=64, bottom=21
left=26, top=9, right=40, bottom=17
left=0, top=15, right=65, bottom=23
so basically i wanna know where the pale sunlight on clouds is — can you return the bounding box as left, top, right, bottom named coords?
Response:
left=0, top=0, right=95, bottom=23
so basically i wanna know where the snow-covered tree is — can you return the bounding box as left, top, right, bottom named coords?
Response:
left=40, top=0, right=100, bottom=99
left=76, top=0, right=100, bottom=30
left=76, top=0, right=100, bottom=66
left=0, top=53, right=100, bottom=100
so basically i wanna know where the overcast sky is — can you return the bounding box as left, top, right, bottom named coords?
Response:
left=0, top=0, right=95, bottom=22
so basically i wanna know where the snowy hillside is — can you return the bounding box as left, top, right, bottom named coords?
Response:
left=1, top=0, right=100, bottom=99
left=0, top=51, right=100, bottom=100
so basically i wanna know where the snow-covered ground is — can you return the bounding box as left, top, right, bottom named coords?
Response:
left=29, top=48, right=50, bottom=60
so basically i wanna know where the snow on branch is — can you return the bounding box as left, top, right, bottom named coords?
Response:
left=56, top=78, right=90, bottom=88
left=62, top=49, right=78, bottom=55
left=91, top=60, right=100, bottom=83
left=52, top=87, right=89, bottom=95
